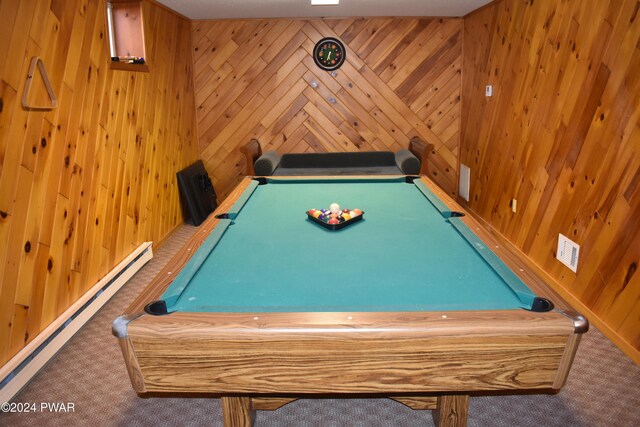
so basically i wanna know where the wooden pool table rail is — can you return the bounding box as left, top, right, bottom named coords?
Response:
left=122, top=178, right=254, bottom=315
left=121, top=309, right=577, bottom=393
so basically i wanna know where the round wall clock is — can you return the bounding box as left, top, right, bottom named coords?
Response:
left=313, top=37, right=346, bottom=71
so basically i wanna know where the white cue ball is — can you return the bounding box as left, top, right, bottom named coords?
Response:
left=329, top=203, right=341, bottom=214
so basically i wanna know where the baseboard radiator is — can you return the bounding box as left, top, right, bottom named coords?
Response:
left=0, top=242, right=154, bottom=403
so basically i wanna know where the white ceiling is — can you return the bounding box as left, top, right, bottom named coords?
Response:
left=156, top=0, right=493, bottom=20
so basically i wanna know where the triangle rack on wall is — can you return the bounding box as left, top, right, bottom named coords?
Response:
left=22, top=56, right=57, bottom=110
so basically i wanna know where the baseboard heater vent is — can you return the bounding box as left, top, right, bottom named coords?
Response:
left=0, top=242, right=153, bottom=403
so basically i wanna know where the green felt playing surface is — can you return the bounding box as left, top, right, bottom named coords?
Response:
left=160, top=177, right=538, bottom=313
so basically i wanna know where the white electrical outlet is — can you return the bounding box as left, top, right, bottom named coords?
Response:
left=511, top=199, right=517, bottom=213
left=557, top=234, right=580, bottom=273
left=485, top=85, right=493, bottom=97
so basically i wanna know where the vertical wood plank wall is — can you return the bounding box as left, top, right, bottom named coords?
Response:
left=0, top=0, right=198, bottom=365
left=461, top=0, right=640, bottom=361
left=192, top=18, right=463, bottom=199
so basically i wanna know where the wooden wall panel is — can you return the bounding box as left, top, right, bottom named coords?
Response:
left=461, top=0, right=640, bottom=362
left=192, top=18, right=463, bottom=199
left=0, top=0, right=198, bottom=365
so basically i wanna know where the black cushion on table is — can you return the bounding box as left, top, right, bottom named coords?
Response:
left=254, top=150, right=282, bottom=175
left=394, top=149, right=421, bottom=175
left=253, top=150, right=421, bottom=176
left=279, top=151, right=396, bottom=169
left=272, top=166, right=403, bottom=176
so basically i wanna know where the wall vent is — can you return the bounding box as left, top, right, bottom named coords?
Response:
left=459, top=164, right=470, bottom=201
left=557, top=234, right=580, bottom=273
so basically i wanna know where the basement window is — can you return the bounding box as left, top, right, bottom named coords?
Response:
left=106, top=1, right=149, bottom=71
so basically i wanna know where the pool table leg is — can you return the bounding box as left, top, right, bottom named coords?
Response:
left=221, top=396, right=255, bottom=426
left=432, top=394, right=469, bottom=427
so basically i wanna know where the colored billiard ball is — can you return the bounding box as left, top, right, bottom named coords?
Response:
left=329, top=203, right=341, bottom=214
left=308, top=209, right=317, bottom=215
left=351, top=209, right=362, bottom=216
left=328, top=218, right=339, bottom=224
left=313, top=211, right=322, bottom=218
left=342, top=213, right=351, bottom=221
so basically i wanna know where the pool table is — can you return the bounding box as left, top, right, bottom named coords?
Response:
left=113, top=176, right=587, bottom=427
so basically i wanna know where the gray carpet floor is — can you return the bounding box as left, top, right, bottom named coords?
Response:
left=2, top=224, right=639, bottom=426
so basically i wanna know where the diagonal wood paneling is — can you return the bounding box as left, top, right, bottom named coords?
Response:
left=461, top=0, right=640, bottom=362
left=0, top=0, right=198, bottom=365
left=192, top=18, right=462, bottom=199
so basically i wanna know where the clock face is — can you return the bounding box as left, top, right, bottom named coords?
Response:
left=313, top=37, right=346, bottom=71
